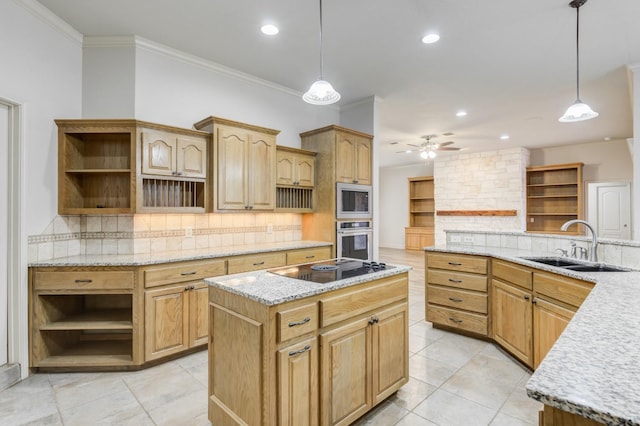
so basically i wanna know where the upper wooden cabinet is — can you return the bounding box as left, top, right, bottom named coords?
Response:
left=56, top=119, right=210, bottom=214
left=526, top=163, right=583, bottom=234
left=141, top=131, right=207, bottom=178
left=194, top=116, right=279, bottom=211
left=276, top=146, right=316, bottom=187
left=336, top=131, right=372, bottom=185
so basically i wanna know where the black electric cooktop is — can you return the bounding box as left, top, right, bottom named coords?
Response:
left=268, top=258, right=395, bottom=284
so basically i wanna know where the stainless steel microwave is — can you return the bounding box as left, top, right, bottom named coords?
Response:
left=336, top=183, right=372, bottom=219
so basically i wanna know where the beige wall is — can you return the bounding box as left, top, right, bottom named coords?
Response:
left=529, top=139, right=632, bottom=183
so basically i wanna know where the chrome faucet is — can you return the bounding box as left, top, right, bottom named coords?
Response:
left=560, top=220, right=598, bottom=262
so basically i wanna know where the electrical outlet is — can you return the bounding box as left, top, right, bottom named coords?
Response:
left=463, top=236, right=474, bottom=243
left=185, top=227, right=193, bottom=238
left=267, top=224, right=273, bottom=234
left=450, top=235, right=461, bottom=243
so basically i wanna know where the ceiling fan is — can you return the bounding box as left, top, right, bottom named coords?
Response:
left=395, top=135, right=461, bottom=159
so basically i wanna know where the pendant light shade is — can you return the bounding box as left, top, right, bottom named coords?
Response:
left=559, top=0, right=598, bottom=122
left=303, top=0, right=340, bottom=105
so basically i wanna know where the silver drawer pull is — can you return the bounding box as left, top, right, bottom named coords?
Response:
left=180, top=271, right=197, bottom=276
left=289, top=345, right=311, bottom=357
left=288, top=317, right=311, bottom=327
left=448, top=297, right=463, bottom=303
left=253, top=261, right=265, bottom=266
left=448, top=317, right=463, bottom=323
left=74, top=279, right=92, bottom=283
left=305, top=255, right=315, bottom=259
left=448, top=262, right=462, bottom=266
left=448, top=278, right=463, bottom=283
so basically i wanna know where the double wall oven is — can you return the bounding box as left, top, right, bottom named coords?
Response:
left=335, top=183, right=373, bottom=260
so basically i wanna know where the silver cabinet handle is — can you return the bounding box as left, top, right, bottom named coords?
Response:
left=449, top=317, right=463, bottom=323
left=253, top=261, right=265, bottom=266
left=288, top=317, right=311, bottom=327
left=448, top=262, right=462, bottom=266
left=448, top=297, right=463, bottom=303
left=74, top=279, right=92, bottom=283
left=448, top=278, right=462, bottom=283
left=289, top=345, right=311, bottom=357
left=305, top=255, right=315, bottom=259
left=180, top=271, right=197, bottom=276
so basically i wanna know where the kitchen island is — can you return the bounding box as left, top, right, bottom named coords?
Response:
left=205, top=258, right=411, bottom=426
left=425, top=245, right=640, bottom=426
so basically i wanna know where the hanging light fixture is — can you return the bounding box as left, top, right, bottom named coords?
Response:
left=303, top=0, right=341, bottom=105
left=559, top=0, right=598, bottom=122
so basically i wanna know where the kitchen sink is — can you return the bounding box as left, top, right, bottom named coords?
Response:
left=521, top=257, right=629, bottom=272
left=520, top=257, right=583, bottom=267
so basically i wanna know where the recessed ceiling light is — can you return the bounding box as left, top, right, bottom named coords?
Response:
left=604, top=136, right=611, bottom=141
left=261, top=24, right=279, bottom=35
left=405, top=150, right=412, bottom=154
left=456, top=111, right=467, bottom=117
left=500, top=134, right=510, bottom=140
left=421, top=33, right=440, bottom=44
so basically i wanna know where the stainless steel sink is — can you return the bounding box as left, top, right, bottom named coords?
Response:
left=521, top=257, right=629, bottom=272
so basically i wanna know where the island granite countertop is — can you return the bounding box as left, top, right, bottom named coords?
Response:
left=28, top=240, right=332, bottom=267
left=205, top=261, right=412, bottom=306
left=425, top=245, right=640, bottom=426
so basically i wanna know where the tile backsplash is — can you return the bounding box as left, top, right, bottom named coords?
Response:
left=29, top=213, right=303, bottom=261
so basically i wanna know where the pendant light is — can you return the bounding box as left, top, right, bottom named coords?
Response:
left=559, top=0, right=598, bottom=122
left=303, top=0, right=341, bottom=105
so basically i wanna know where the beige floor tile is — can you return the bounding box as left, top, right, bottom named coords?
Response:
left=490, top=411, right=537, bottom=426
left=59, top=389, right=150, bottom=426
left=54, top=373, right=129, bottom=411
left=455, top=354, right=527, bottom=389
left=147, top=387, right=209, bottom=426
left=387, top=377, right=436, bottom=411
left=409, top=353, right=458, bottom=387
left=499, top=387, right=543, bottom=423
left=352, top=399, right=410, bottom=426
left=440, top=371, right=514, bottom=410
left=0, top=375, right=60, bottom=426
left=418, top=334, right=488, bottom=369
left=413, top=388, right=498, bottom=426
left=394, top=412, right=438, bottom=425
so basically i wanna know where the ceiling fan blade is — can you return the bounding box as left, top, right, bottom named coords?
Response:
left=396, top=149, right=417, bottom=153
left=438, top=141, right=455, bottom=147
left=438, top=147, right=461, bottom=151
left=407, top=143, right=420, bottom=147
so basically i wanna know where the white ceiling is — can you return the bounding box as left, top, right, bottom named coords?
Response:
left=36, top=0, right=640, bottom=167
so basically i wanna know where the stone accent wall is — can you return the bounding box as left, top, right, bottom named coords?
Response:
left=28, top=213, right=303, bottom=261
left=434, top=148, right=529, bottom=245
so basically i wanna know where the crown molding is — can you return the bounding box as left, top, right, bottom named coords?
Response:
left=83, top=35, right=137, bottom=48
left=14, top=0, right=82, bottom=44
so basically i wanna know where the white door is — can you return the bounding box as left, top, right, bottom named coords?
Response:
left=588, top=182, right=631, bottom=240
left=0, top=103, right=8, bottom=366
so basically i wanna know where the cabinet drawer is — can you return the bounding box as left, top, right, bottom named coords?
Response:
left=493, top=259, right=532, bottom=290
left=33, top=270, right=134, bottom=291
left=320, top=275, right=407, bottom=328
left=427, top=285, right=487, bottom=314
left=277, top=303, right=318, bottom=343
left=287, top=247, right=331, bottom=265
left=427, top=305, right=488, bottom=336
left=533, top=271, right=594, bottom=308
left=227, top=252, right=287, bottom=274
left=427, top=269, right=487, bottom=292
left=144, top=259, right=226, bottom=288
left=427, top=253, right=487, bottom=274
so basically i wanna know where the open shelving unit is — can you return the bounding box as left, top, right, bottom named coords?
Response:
left=526, top=163, right=583, bottom=234
left=406, top=176, right=435, bottom=250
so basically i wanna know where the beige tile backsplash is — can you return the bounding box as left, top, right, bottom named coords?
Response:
left=29, top=213, right=303, bottom=261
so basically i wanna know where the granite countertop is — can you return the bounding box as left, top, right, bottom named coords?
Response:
left=28, top=240, right=332, bottom=267
left=205, top=262, right=412, bottom=306
left=425, top=245, right=640, bottom=425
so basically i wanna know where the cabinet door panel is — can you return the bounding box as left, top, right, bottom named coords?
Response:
left=217, top=127, right=248, bottom=209
left=335, top=135, right=356, bottom=183
left=296, top=156, right=315, bottom=187
left=278, top=338, right=318, bottom=426
left=372, top=304, right=408, bottom=404
left=177, top=136, right=207, bottom=178
left=492, top=279, right=533, bottom=367
left=320, top=318, right=371, bottom=426
left=354, top=137, right=372, bottom=185
left=189, top=283, right=209, bottom=347
left=248, top=133, right=276, bottom=210
left=145, top=285, right=189, bottom=361
left=533, top=297, right=575, bottom=369
left=276, top=152, right=296, bottom=186
left=142, top=132, right=176, bottom=176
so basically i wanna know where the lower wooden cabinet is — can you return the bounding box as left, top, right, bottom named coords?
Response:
left=208, top=273, right=409, bottom=426
left=533, top=297, right=575, bottom=369
left=492, top=278, right=533, bottom=367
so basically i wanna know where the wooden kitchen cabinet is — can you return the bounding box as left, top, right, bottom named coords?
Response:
left=286, top=246, right=332, bottom=265
left=426, top=252, right=489, bottom=336
left=194, top=116, right=279, bottom=211
left=276, top=146, right=316, bottom=187
left=208, top=272, right=409, bottom=426
left=406, top=176, right=435, bottom=250
left=143, top=258, right=226, bottom=362
left=141, top=130, right=207, bottom=178
left=335, top=131, right=372, bottom=185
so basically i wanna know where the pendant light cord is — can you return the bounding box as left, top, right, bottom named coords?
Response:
left=318, top=0, right=324, bottom=80
left=575, top=3, right=581, bottom=101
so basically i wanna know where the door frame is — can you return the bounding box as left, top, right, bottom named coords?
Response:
left=1, top=97, right=28, bottom=378
left=587, top=181, right=632, bottom=240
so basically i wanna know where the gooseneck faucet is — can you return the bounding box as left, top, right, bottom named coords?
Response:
left=560, top=219, right=598, bottom=262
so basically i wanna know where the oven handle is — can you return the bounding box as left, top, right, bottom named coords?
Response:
left=336, top=229, right=372, bottom=236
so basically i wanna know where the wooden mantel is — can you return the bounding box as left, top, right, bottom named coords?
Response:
left=436, top=210, right=517, bottom=216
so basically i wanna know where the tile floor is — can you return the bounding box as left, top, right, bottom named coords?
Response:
left=1, top=248, right=542, bottom=425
